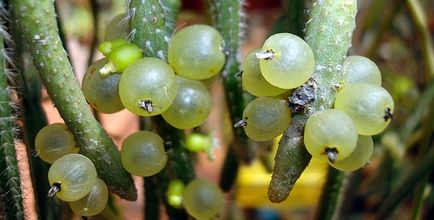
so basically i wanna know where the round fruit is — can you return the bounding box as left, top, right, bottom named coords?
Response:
left=241, top=48, right=288, bottom=97
left=119, top=58, right=177, bottom=116
left=121, top=131, right=167, bottom=177
left=182, top=179, right=224, bottom=220
left=168, top=24, right=225, bottom=80
left=330, top=135, right=374, bottom=172
left=98, top=39, right=128, bottom=56
left=104, top=14, right=129, bottom=41
left=334, top=83, right=394, bottom=135
left=106, top=43, right=143, bottom=72
left=167, top=179, right=185, bottom=208
left=161, top=76, right=212, bottom=129
left=69, top=178, right=109, bottom=216
left=82, top=58, right=124, bottom=113
left=259, top=33, right=315, bottom=89
left=241, top=97, right=291, bottom=141
left=185, top=133, right=212, bottom=153
left=342, top=55, right=382, bottom=86
left=35, top=123, right=79, bottom=164
left=48, top=154, right=97, bottom=201
left=304, top=109, right=358, bottom=162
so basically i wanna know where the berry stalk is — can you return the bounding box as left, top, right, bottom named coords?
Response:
left=0, top=14, right=24, bottom=220
left=9, top=0, right=137, bottom=201
left=268, top=0, right=357, bottom=203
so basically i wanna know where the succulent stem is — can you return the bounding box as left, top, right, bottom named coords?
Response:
left=268, top=0, right=357, bottom=203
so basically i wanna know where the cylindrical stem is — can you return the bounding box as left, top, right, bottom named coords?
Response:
left=268, top=0, right=357, bottom=203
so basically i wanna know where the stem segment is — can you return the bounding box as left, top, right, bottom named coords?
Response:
left=0, top=12, right=24, bottom=220
left=268, top=0, right=357, bottom=203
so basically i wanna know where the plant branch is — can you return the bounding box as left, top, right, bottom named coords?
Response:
left=314, top=167, right=346, bottom=220
left=0, top=9, right=24, bottom=219
left=268, top=0, right=357, bottom=203
left=127, top=0, right=175, bottom=60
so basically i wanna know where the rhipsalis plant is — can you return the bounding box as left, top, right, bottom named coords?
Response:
left=3, top=0, right=426, bottom=218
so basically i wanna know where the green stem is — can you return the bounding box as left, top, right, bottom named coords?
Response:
left=268, top=0, right=357, bottom=203
left=207, top=0, right=255, bottom=192
left=9, top=5, right=61, bottom=218
left=18, top=50, right=61, bottom=220
left=153, top=116, right=195, bottom=183
left=219, top=146, right=240, bottom=191
left=128, top=0, right=174, bottom=60
left=314, top=167, right=346, bottom=220
left=0, top=12, right=24, bottom=220
left=10, top=0, right=137, bottom=201
left=410, top=175, right=429, bottom=220
left=144, top=177, right=161, bottom=220
left=406, top=0, right=434, bottom=78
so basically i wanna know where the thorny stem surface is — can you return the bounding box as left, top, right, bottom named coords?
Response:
left=0, top=11, right=24, bottom=220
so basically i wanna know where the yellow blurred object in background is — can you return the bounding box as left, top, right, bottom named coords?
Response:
left=236, top=137, right=328, bottom=209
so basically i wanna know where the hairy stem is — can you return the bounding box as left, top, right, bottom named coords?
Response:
left=10, top=0, right=137, bottom=200
left=314, top=167, right=346, bottom=220
left=206, top=0, right=255, bottom=192
left=8, top=3, right=61, bottom=217
left=268, top=0, right=357, bottom=203
left=0, top=12, right=24, bottom=220
left=128, top=0, right=174, bottom=60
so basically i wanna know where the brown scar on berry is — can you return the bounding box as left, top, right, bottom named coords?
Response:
left=233, top=118, right=247, bottom=128
left=139, top=100, right=153, bottom=113
left=383, top=107, right=393, bottom=122
left=322, top=147, right=338, bottom=163
left=48, top=182, right=61, bottom=197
